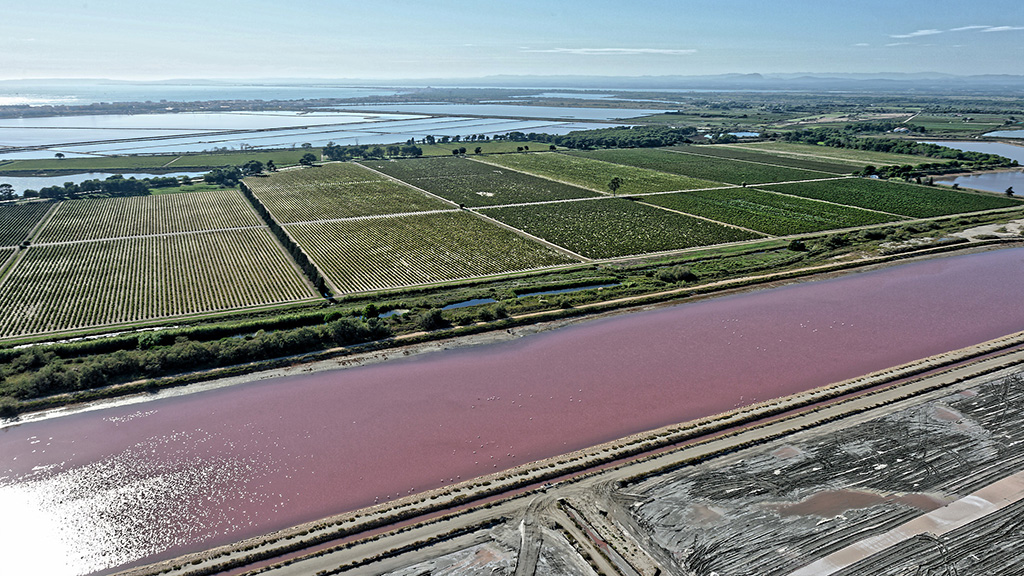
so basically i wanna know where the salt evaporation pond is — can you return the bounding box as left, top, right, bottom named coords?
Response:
left=4, top=247, right=1024, bottom=575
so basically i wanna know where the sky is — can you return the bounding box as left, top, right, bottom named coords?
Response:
left=2, top=0, right=1023, bottom=80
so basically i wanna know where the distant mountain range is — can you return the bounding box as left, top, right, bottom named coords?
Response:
left=5, top=73, right=1024, bottom=94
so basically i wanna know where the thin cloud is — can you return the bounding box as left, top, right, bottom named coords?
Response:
left=949, top=25, right=992, bottom=32
left=982, top=26, right=1024, bottom=32
left=890, top=29, right=942, bottom=39
left=521, top=48, right=697, bottom=55
left=886, top=42, right=911, bottom=47
left=853, top=43, right=870, bottom=47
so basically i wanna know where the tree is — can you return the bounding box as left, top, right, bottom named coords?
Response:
left=242, top=159, right=264, bottom=176
left=266, top=159, right=277, bottom=172
left=299, top=153, right=317, bottom=166
left=474, top=147, right=482, bottom=154
left=608, top=177, right=623, bottom=195
left=1007, top=186, right=1015, bottom=196
left=0, top=183, right=14, bottom=201
left=55, top=153, right=65, bottom=160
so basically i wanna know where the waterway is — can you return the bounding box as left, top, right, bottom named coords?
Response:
left=926, top=140, right=1024, bottom=194
left=3, top=247, right=1024, bottom=575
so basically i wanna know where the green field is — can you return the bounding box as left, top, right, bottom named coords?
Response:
left=670, top=145, right=858, bottom=174
left=285, top=212, right=578, bottom=293
left=0, top=228, right=316, bottom=337
left=35, top=190, right=261, bottom=243
left=763, top=179, right=1023, bottom=218
left=911, top=114, right=1014, bottom=134
left=478, top=152, right=723, bottom=195
left=642, top=188, right=902, bottom=235
left=359, top=156, right=601, bottom=207
left=245, top=163, right=450, bottom=223
left=732, top=142, right=934, bottom=167
left=567, top=148, right=829, bottom=185
left=481, top=198, right=762, bottom=259
left=417, top=141, right=558, bottom=156
left=0, top=202, right=52, bottom=246
left=0, top=156, right=175, bottom=173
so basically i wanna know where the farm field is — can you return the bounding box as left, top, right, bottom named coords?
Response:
left=764, top=178, right=1023, bottom=218
left=0, top=155, right=175, bottom=173
left=359, top=156, right=601, bottom=207
left=911, top=113, right=1011, bottom=133
left=481, top=198, right=761, bottom=259
left=0, top=202, right=51, bottom=245
left=284, top=211, right=578, bottom=293
left=34, top=189, right=261, bottom=243
left=641, top=188, right=902, bottom=235
left=478, top=152, right=723, bottom=195
left=416, top=140, right=558, bottom=156
left=733, top=142, right=938, bottom=167
left=670, top=144, right=858, bottom=174
left=0, top=228, right=316, bottom=337
left=567, top=147, right=831, bottom=184
left=244, top=163, right=450, bottom=222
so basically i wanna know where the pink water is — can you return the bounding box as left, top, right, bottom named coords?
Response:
left=3, top=247, right=1024, bottom=575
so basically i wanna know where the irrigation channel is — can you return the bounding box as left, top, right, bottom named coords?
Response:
left=4, top=245, right=1024, bottom=575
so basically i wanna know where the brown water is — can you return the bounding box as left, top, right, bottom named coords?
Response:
left=3, top=247, right=1024, bottom=575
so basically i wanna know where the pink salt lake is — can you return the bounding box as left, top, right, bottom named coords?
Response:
left=2, top=247, right=1023, bottom=575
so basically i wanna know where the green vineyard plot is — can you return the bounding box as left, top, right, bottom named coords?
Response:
left=0, top=228, right=317, bottom=337
left=479, top=152, right=722, bottom=195
left=35, top=189, right=262, bottom=243
left=359, top=156, right=601, bottom=207
left=245, top=163, right=450, bottom=223
left=670, top=145, right=858, bottom=174
left=285, top=212, right=579, bottom=293
left=642, top=188, right=902, bottom=235
left=481, top=198, right=762, bottom=259
left=0, top=202, right=51, bottom=246
left=568, top=148, right=830, bottom=185
left=763, top=178, right=1022, bottom=218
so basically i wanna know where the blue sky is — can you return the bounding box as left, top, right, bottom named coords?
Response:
left=2, top=0, right=1023, bottom=80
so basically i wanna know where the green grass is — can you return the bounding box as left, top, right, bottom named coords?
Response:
left=734, top=142, right=934, bottom=167
left=0, top=202, right=52, bottom=246
left=567, top=148, right=829, bottom=185
left=0, top=228, right=317, bottom=338
left=35, top=190, right=261, bottom=243
left=911, top=114, right=1014, bottom=134
left=641, top=188, right=902, bottom=235
left=0, top=149, right=320, bottom=176
left=245, top=163, right=450, bottom=223
left=480, top=198, right=762, bottom=259
left=479, top=152, right=722, bottom=195
left=358, top=156, right=601, bottom=207
left=670, top=145, right=858, bottom=174
left=763, top=178, right=1023, bottom=218
left=0, top=156, right=176, bottom=173
left=285, top=212, right=578, bottom=293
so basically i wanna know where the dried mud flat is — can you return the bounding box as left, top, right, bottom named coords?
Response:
left=281, top=365, right=1024, bottom=576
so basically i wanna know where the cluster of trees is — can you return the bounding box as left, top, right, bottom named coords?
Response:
left=527, top=125, right=699, bottom=149
left=240, top=182, right=331, bottom=296
left=0, top=183, right=15, bottom=201
left=0, top=317, right=390, bottom=403
left=322, top=142, right=422, bottom=161
left=780, top=126, right=1016, bottom=167
left=27, top=174, right=187, bottom=199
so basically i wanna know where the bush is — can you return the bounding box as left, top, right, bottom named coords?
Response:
left=416, top=309, right=449, bottom=331
left=788, top=239, right=808, bottom=251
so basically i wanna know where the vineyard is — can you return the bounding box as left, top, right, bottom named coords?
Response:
left=642, top=188, right=902, bottom=235
left=359, top=156, right=601, bottom=207
left=244, top=164, right=450, bottom=223
left=567, top=148, right=831, bottom=184
left=764, top=179, right=1022, bottom=218
left=284, top=212, right=578, bottom=293
left=34, top=190, right=261, bottom=243
left=480, top=198, right=762, bottom=259
left=0, top=202, right=52, bottom=246
left=0, top=228, right=316, bottom=337
left=478, top=152, right=723, bottom=195
left=669, top=145, right=858, bottom=174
